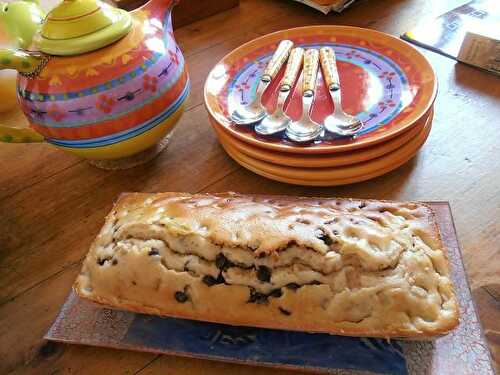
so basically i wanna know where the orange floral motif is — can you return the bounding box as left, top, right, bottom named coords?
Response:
left=49, top=75, right=62, bottom=86
left=345, top=50, right=362, bottom=59
left=378, top=71, right=396, bottom=79
left=236, top=82, right=250, bottom=92
left=86, top=68, right=99, bottom=77
left=122, top=54, right=132, bottom=65
left=47, top=104, right=65, bottom=122
left=378, top=99, right=396, bottom=111
left=143, top=75, right=158, bottom=92
left=96, top=94, right=115, bottom=114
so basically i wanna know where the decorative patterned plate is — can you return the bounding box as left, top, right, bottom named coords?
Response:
left=204, top=26, right=437, bottom=154
left=45, top=203, right=495, bottom=375
left=220, top=111, right=431, bottom=185
left=214, top=108, right=431, bottom=168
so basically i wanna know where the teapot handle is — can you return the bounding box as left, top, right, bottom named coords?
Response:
left=0, top=49, right=47, bottom=143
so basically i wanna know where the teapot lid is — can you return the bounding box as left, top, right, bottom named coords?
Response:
left=34, top=0, right=132, bottom=56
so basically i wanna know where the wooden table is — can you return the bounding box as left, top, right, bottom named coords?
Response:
left=1, top=0, right=499, bottom=373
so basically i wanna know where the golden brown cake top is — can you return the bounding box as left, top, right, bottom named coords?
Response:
left=107, top=192, right=443, bottom=268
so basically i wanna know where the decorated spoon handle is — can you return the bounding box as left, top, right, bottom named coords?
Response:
left=303, top=49, right=320, bottom=93
left=280, top=47, right=304, bottom=89
left=319, top=47, right=340, bottom=91
left=262, top=40, right=294, bottom=81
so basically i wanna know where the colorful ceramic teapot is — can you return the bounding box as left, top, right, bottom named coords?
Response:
left=0, top=0, right=188, bottom=163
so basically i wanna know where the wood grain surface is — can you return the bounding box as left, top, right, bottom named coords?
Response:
left=114, top=0, right=240, bottom=28
left=0, top=0, right=498, bottom=374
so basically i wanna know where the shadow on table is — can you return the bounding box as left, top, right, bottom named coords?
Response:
left=453, top=63, right=500, bottom=100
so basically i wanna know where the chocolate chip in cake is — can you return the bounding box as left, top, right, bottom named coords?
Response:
left=97, top=257, right=111, bottom=266
left=358, top=203, right=366, bottom=209
left=286, top=283, right=300, bottom=290
left=112, top=259, right=118, bottom=266
left=332, top=229, right=339, bottom=236
left=202, top=275, right=216, bottom=286
left=203, top=272, right=226, bottom=286
left=248, top=289, right=268, bottom=304
left=254, top=294, right=268, bottom=304
left=215, top=253, right=233, bottom=270
left=269, top=289, right=282, bottom=298
left=148, top=248, right=160, bottom=256
left=216, top=273, right=225, bottom=284
left=202, top=275, right=217, bottom=286
left=174, top=291, right=189, bottom=303
left=279, top=307, right=292, bottom=316
left=215, top=253, right=226, bottom=268
left=256, top=266, right=271, bottom=282
left=317, top=231, right=333, bottom=246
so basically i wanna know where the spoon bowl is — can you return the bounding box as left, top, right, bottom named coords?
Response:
left=255, top=113, right=291, bottom=135
left=324, top=120, right=363, bottom=137
left=324, top=105, right=363, bottom=136
left=286, top=93, right=322, bottom=143
left=231, top=79, right=268, bottom=125
left=286, top=123, right=322, bottom=142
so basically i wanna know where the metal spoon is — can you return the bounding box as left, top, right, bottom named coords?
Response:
left=319, top=47, right=364, bottom=136
left=231, top=40, right=294, bottom=125
left=286, top=49, right=323, bottom=143
left=255, top=47, right=304, bottom=135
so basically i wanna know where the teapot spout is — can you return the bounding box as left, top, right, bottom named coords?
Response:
left=0, top=49, right=46, bottom=75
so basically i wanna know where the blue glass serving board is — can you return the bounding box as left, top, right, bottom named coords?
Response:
left=126, top=313, right=406, bottom=374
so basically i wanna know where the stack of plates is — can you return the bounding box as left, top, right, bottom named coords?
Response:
left=204, top=26, right=437, bottom=186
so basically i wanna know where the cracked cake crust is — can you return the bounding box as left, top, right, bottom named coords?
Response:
left=74, top=192, right=459, bottom=338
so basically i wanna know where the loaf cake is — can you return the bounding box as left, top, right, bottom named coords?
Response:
left=74, top=192, right=459, bottom=338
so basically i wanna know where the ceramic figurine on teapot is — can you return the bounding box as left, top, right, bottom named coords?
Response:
left=0, top=0, right=189, bottom=168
